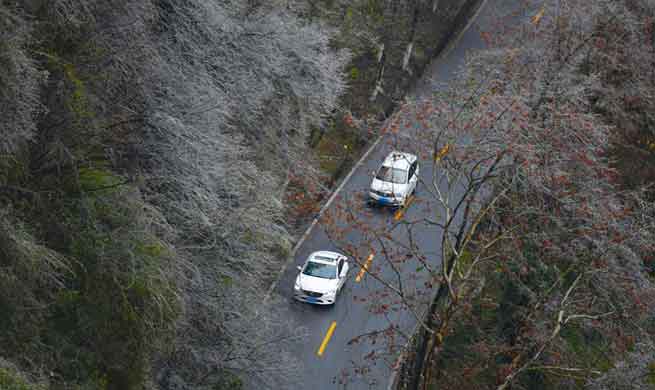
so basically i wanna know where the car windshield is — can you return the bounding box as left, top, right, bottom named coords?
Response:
left=376, top=166, right=408, bottom=184
left=302, top=261, right=337, bottom=279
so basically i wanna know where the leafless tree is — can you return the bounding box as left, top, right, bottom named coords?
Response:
left=0, top=4, right=45, bottom=155
left=320, top=1, right=655, bottom=388
left=0, top=0, right=348, bottom=388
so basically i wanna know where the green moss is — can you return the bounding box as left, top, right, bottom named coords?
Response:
left=220, top=275, right=234, bottom=287
left=0, top=155, right=28, bottom=185
left=560, top=324, right=613, bottom=374
left=242, top=230, right=255, bottom=244
left=350, top=67, right=360, bottom=80
left=77, top=167, right=123, bottom=192
left=0, top=367, right=42, bottom=390
left=273, top=237, right=292, bottom=259
left=364, top=0, right=384, bottom=24
left=647, top=361, right=655, bottom=385
left=414, top=45, right=426, bottom=61
left=63, top=63, right=94, bottom=121
left=370, top=44, right=381, bottom=60
left=54, top=198, right=180, bottom=390
left=308, top=127, right=323, bottom=148
left=36, top=49, right=95, bottom=125
left=212, top=370, right=243, bottom=390
left=345, top=7, right=354, bottom=21
left=136, top=241, right=167, bottom=258
left=314, top=120, right=361, bottom=179
left=455, top=250, right=473, bottom=276
left=57, top=290, right=81, bottom=306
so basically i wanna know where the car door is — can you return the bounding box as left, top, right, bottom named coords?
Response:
left=409, top=161, right=418, bottom=193
left=337, top=258, right=348, bottom=290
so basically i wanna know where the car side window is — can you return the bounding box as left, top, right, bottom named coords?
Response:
left=408, top=162, right=415, bottom=180
left=411, top=162, right=418, bottom=179
left=337, top=259, right=343, bottom=275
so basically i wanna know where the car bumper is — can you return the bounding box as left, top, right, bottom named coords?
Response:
left=369, top=192, right=404, bottom=206
left=293, top=292, right=335, bottom=305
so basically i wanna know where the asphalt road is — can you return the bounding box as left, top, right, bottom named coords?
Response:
left=271, top=1, right=534, bottom=388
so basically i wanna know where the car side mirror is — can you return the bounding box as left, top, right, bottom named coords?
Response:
left=371, top=170, right=376, bottom=177
left=297, top=266, right=302, bottom=272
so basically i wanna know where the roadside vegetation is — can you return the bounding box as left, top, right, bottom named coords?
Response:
left=0, top=1, right=347, bottom=389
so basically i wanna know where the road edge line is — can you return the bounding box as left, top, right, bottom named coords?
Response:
left=264, top=0, right=487, bottom=307
left=264, top=134, right=384, bottom=303
left=386, top=0, right=489, bottom=388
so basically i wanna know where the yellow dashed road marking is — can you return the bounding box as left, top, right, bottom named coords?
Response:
left=434, top=143, right=451, bottom=162
left=394, top=195, right=415, bottom=221
left=355, top=253, right=375, bottom=282
left=317, top=321, right=337, bottom=357
left=532, top=7, right=545, bottom=26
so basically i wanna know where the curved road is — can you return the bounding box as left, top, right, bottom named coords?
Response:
left=270, top=1, right=533, bottom=388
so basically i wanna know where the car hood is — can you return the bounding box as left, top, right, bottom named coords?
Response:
left=371, top=178, right=408, bottom=195
left=296, top=273, right=338, bottom=293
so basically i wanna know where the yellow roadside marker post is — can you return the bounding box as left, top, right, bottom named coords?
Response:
left=317, top=321, right=338, bottom=357
left=355, top=253, right=375, bottom=283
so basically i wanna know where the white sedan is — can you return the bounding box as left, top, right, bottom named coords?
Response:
left=369, top=151, right=419, bottom=207
left=293, top=251, right=350, bottom=305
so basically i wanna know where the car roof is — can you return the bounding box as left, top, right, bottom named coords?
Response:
left=308, top=251, right=344, bottom=264
left=382, top=151, right=417, bottom=170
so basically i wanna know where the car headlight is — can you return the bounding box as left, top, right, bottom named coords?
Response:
left=294, top=280, right=301, bottom=291
left=324, top=289, right=337, bottom=297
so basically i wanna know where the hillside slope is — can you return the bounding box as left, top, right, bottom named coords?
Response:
left=0, top=1, right=346, bottom=389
